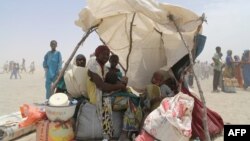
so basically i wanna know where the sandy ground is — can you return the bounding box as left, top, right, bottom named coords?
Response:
left=0, top=70, right=250, bottom=141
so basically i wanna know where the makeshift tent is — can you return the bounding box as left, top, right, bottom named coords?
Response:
left=51, top=0, right=212, bottom=140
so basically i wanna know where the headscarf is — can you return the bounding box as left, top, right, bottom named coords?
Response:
left=95, top=45, right=110, bottom=57
left=227, top=50, right=232, bottom=56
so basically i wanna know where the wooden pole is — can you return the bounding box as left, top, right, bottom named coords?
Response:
left=125, top=13, right=136, bottom=76
left=50, top=23, right=101, bottom=96
left=169, top=14, right=211, bottom=141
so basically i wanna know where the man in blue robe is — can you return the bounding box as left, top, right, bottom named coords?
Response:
left=43, top=40, right=62, bottom=99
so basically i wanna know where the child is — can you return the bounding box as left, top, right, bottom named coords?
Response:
left=144, top=70, right=175, bottom=112
left=105, top=54, right=123, bottom=84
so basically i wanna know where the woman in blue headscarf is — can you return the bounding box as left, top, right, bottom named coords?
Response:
left=241, top=50, right=250, bottom=89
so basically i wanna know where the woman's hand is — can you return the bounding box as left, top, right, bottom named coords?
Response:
left=116, top=82, right=127, bottom=91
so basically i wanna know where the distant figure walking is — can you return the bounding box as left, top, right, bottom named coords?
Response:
left=9, top=61, right=14, bottom=73
left=21, top=58, right=26, bottom=73
left=43, top=40, right=62, bottom=99
left=29, top=61, right=35, bottom=74
left=10, top=62, right=21, bottom=79
left=212, top=46, right=223, bottom=92
left=16, top=63, right=22, bottom=79
left=3, top=61, right=8, bottom=73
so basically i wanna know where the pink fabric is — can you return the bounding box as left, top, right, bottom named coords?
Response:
left=135, top=130, right=154, bottom=141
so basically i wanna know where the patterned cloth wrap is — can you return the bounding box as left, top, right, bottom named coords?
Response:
left=142, top=93, right=194, bottom=141
left=102, top=96, right=114, bottom=138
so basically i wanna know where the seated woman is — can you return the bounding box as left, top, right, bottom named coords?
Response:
left=55, top=54, right=88, bottom=119
left=87, top=45, right=141, bottom=141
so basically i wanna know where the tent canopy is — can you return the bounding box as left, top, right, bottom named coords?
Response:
left=75, top=0, right=203, bottom=88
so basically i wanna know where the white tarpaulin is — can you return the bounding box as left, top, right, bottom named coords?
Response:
left=75, top=0, right=203, bottom=89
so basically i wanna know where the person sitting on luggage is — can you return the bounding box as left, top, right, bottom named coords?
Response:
left=87, top=45, right=141, bottom=141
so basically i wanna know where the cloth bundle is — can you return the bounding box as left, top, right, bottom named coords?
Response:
left=0, top=112, right=36, bottom=141
left=136, top=93, right=194, bottom=141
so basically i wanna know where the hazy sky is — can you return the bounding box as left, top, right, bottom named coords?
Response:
left=1, top=0, right=250, bottom=69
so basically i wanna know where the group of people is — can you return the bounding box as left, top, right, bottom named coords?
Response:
left=43, top=40, right=224, bottom=141
left=185, top=61, right=213, bottom=89
left=212, top=46, right=250, bottom=93
left=2, top=59, right=36, bottom=79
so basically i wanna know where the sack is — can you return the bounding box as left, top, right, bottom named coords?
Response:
left=36, top=120, right=74, bottom=141
left=143, top=93, right=194, bottom=141
left=75, top=102, right=123, bottom=140
left=0, top=112, right=36, bottom=141
left=123, top=101, right=143, bottom=131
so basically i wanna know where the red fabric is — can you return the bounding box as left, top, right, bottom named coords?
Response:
left=181, top=87, right=224, bottom=141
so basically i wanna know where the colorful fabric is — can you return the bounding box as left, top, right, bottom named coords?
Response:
left=36, top=120, right=74, bottom=141
left=123, top=100, right=143, bottom=131
left=102, top=97, right=114, bottom=137
left=223, top=55, right=234, bottom=78
left=234, top=62, right=243, bottom=87
left=223, top=66, right=234, bottom=78
left=110, top=91, right=141, bottom=131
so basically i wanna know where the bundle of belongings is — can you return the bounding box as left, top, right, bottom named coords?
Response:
left=0, top=112, right=36, bottom=141
left=36, top=93, right=76, bottom=141
left=136, top=93, right=194, bottom=141
left=222, top=77, right=237, bottom=93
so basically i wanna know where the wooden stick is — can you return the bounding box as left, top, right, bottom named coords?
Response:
left=169, top=14, right=211, bottom=141
left=50, top=23, right=101, bottom=96
left=125, top=13, right=136, bottom=76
